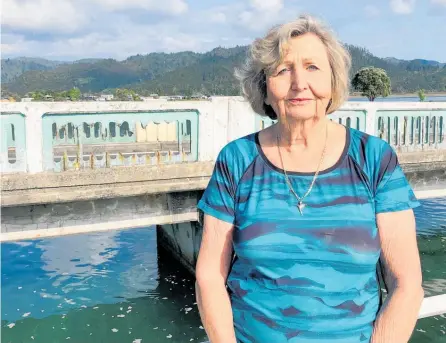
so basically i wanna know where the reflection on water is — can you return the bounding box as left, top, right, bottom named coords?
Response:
left=411, top=197, right=446, bottom=343
left=414, top=197, right=446, bottom=236
left=1, top=197, right=445, bottom=343
left=1, top=228, right=207, bottom=343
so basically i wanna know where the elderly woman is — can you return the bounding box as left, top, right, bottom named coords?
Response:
left=195, top=15, right=424, bottom=343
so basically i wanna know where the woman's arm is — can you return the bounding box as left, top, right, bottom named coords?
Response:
left=195, top=214, right=237, bottom=343
left=371, top=209, right=424, bottom=343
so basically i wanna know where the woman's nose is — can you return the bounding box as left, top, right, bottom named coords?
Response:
left=290, top=68, right=308, bottom=91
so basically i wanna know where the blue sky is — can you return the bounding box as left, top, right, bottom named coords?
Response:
left=2, top=0, right=446, bottom=62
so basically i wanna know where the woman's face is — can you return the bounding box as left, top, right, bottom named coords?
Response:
left=266, top=33, right=332, bottom=122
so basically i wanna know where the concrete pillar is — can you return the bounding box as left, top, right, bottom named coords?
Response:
left=158, top=122, right=167, bottom=141
left=227, top=97, right=257, bottom=142
left=156, top=221, right=203, bottom=275
left=196, top=101, right=215, bottom=162
left=146, top=122, right=158, bottom=142
left=25, top=106, right=44, bottom=173
left=209, top=97, right=230, bottom=159
left=167, top=122, right=177, bottom=142
left=135, top=122, right=147, bottom=142
left=365, top=104, right=378, bottom=136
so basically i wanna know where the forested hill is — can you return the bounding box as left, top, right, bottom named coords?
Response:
left=2, top=45, right=445, bottom=96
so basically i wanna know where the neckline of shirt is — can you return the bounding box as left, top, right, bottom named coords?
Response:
left=254, top=125, right=351, bottom=177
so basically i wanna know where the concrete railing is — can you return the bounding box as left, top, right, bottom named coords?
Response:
left=0, top=112, right=27, bottom=173
left=1, top=98, right=446, bottom=173
left=42, top=110, right=198, bottom=172
left=418, top=293, right=446, bottom=319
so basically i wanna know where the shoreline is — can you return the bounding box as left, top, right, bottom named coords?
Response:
left=349, top=92, right=446, bottom=98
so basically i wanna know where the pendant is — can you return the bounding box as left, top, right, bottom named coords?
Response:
left=297, top=201, right=305, bottom=215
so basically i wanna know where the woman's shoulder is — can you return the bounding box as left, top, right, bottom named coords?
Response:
left=348, top=127, right=396, bottom=164
left=217, top=132, right=259, bottom=162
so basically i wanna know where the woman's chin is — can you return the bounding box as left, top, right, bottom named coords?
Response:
left=285, top=110, right=320, bottom=121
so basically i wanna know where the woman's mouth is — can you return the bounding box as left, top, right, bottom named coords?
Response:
left=288, top=98, right=313, bottom=105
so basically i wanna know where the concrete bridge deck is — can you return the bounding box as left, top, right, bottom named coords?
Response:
left=1, top=99, right=446, bottom=242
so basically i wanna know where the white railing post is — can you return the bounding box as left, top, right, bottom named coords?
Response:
left=25, top=105, right=45, bottom=173
left=418, top=294, right=446, bottom=319
left=365, top=104, right=378, bottom=136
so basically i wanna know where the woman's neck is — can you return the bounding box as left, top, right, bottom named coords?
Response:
left=275, top=117, right=328, bottom=149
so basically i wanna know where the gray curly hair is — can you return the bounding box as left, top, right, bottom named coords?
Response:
left=235, top=14, right=352, bottom=120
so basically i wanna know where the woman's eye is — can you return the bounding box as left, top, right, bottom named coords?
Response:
left=308, top=65, right=319, bottom=71
left=277, top=67, right=289, bottom=75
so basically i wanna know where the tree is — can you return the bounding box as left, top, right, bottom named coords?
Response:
left=68, top=87, right=81, bottom=101
left=351, top=67, right=391, bottom=101
left=418, top=89, right=426, bottom=102
left=114, top=88, right=141, bottom=101
left=30, top=91, right=44, bottom=101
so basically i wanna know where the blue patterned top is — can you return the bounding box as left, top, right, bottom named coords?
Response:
left=197, top=127, right=420, bottom=343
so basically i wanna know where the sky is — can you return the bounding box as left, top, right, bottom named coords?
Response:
left=1, top=0, right=446, bottom=62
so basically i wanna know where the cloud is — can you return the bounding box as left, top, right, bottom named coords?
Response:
left=431, top=0, right=446, bottom=6
left=210, top=12, right=227, bottom=24
left=390, top=0, right=416, bottom=14
left=1, top=0, right=187, bottom=36
left=92, top=0, right=188, bottom=15
left=235, top=0, right=298, bottom=32
left=2, top=0, right=88, bottom=33
left=249, top=0, right=284, bottom=12
left=1, top=34, right=27, bottom=54
left=364, top=5, right=380, bottom=17
left=1, top=21, right=216, bottom=60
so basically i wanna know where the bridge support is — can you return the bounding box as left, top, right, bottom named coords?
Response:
left=157, top=220, right=203, bottom=275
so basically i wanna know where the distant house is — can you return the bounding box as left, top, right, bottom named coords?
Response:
left=191, top=93, right=209, bottom=100
left=21, top=97, right=34, bottom=102
left=141, top=96, right=166, bottom=101
left=98, top=94, right=114, bottom=101
left=82, top=94, right=97, bottom=101
left=168, top=95, right=185, bottom=100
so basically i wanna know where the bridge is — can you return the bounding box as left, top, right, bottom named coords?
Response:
left=1, top=98, right=446, bottom=321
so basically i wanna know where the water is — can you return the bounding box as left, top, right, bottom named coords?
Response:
left=348, top=95, right=446, bottom=102
left=1, top=231, right=208, bottom=343
left=2, top=197, right=446, bottom=343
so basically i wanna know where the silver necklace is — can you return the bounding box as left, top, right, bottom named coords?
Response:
left=276, top=124, right=328, bottom=215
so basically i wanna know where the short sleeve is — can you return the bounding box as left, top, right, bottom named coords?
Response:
left=197, top=147, right=237, bottom=224
left=374, top=145, right=420, bottom=214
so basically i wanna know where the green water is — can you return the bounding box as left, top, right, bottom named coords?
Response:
left=409, top=234, right=446, bottom=343
left=1, top=231, right=208, bottom=343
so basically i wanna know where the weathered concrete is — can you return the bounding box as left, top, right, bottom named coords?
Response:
left=1, top=99, right=445, bottom=243
left=156, top=221, right=203, bottom=275
left=398, top=150, right=446, bottom=164
left=1, top=162, right=213, bottom=207
left=1, top=153, right=444, bottom=207
left=1, top=159, right=445, bottom=242
left=0, top=190, right=201, bottom=241
left=402, top=161, right=446, bottom=194
left=2, top=99, right=446, bottom=173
